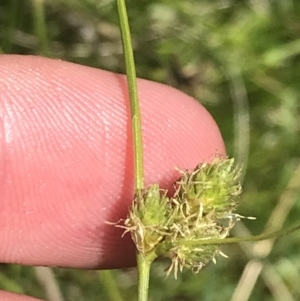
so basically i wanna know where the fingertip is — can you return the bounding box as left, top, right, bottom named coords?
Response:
left=0, top=291, right=43, bottom=301
left=0, top=55, right=225, bottom=269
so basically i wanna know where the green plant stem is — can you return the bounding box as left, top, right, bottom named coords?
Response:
left=3, top=0, right=18, bottom=53
left=179, top=224, right=300, bottom=247
left=0, top=271, right=24, bottom=294
left=116, top=0, right=154, bottom=300
left=137, top=252, right=157, bottom=301
left=155, top=225, right=300, bottom=260
left=116, top=0, right=144, bottom=191
left=31, top=0, right=50, bottom=56
left=99, top=270, right=125, bottom=301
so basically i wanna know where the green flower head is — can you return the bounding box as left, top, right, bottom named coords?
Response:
left=124, top=184, right=172, bottom=255
left=116, top=157, right=246, bottom=277
left=174, top=158, right=242, bottom=219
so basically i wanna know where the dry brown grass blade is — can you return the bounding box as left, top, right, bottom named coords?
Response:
left=34, top=267, right=64, bottom=301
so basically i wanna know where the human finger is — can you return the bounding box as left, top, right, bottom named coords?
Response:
left=0, top=55, right=225, bottom=269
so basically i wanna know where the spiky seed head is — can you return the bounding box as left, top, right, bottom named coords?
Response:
left=124, top=184, right=172, bottom=255
left=174, top=158, right=242, bottom=219
left=115, top=157, right=247, bottom=278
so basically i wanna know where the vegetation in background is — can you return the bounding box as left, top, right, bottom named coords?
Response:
left=0, top=0, right=300, bottom=301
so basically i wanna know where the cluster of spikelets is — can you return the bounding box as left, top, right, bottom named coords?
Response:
left=121, top=158, right=243, bottom=278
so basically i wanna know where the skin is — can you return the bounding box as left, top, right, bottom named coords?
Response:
left=0, top=55, right=226, bottom=300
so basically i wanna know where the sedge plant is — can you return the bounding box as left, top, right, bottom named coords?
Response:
left=114, top=1, right=300, bottom=301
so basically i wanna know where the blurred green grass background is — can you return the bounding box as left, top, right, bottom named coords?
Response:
left=1, top=0, right=300, bottom=300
